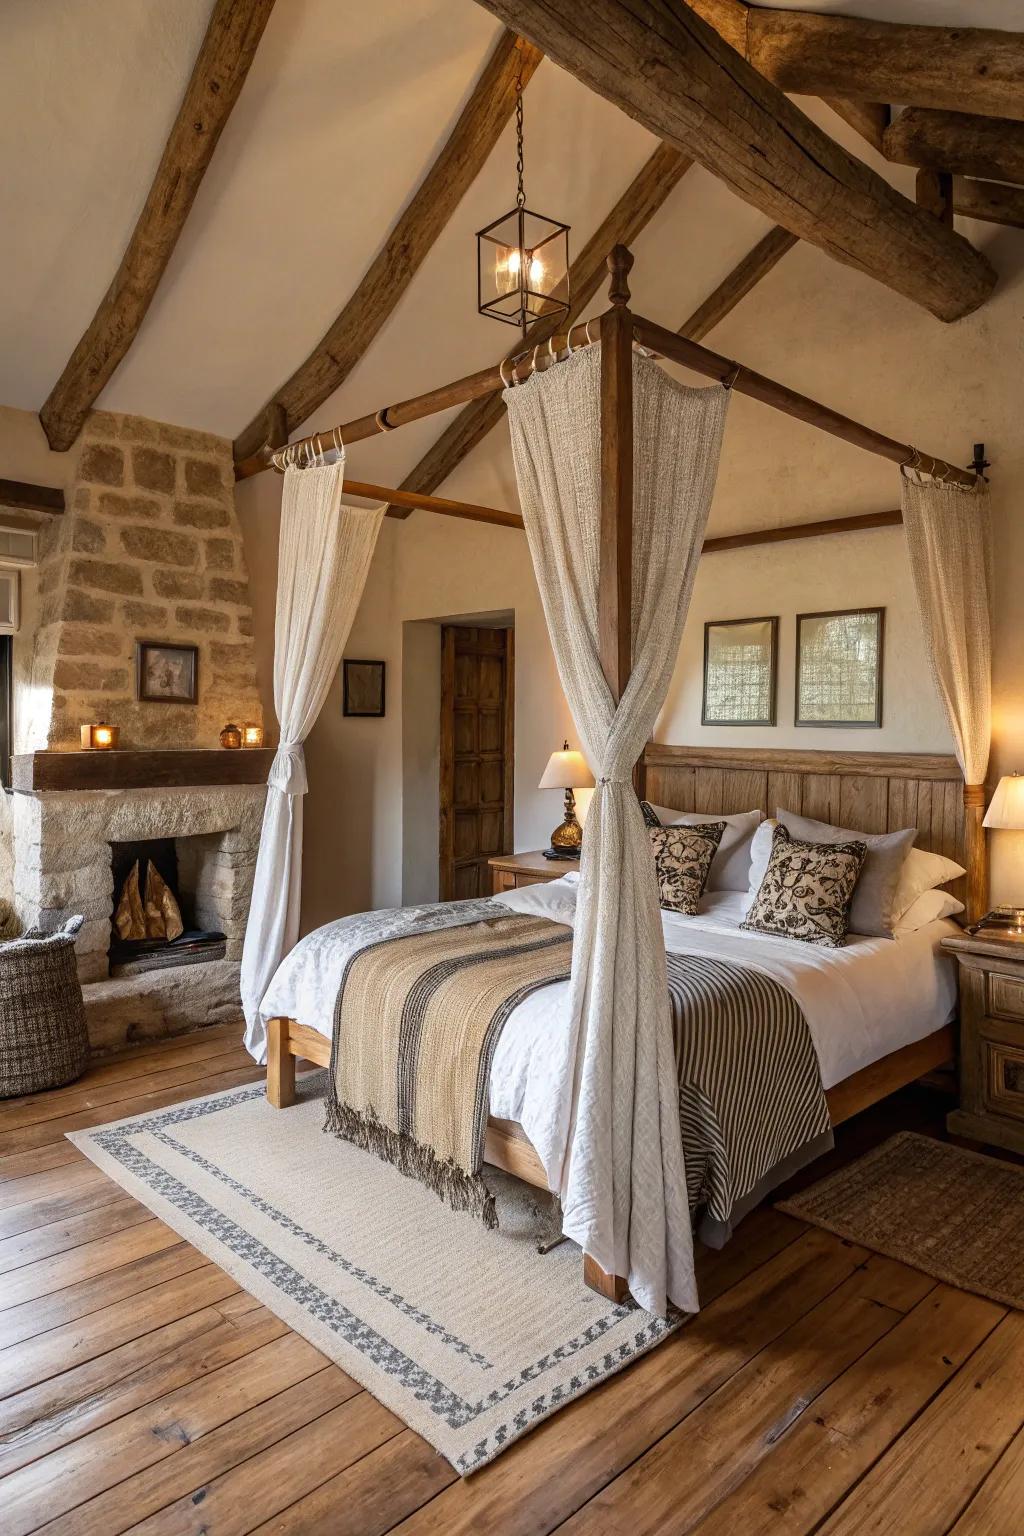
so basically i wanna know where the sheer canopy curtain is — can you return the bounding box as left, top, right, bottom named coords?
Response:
left=504, top=345, right=729, bottom=1315
left=242, top=459, right=385, bottom=1063
left=900, top=471, right=993, bottom=788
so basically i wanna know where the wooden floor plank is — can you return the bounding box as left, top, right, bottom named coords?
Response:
left=0, top=1048, right=256, bottom=1133
left=0, top=1193, right=153, bottom=1276
left=0, top=1332, right=327, bottom=1536
left=692, top=1283, right=1006, bottom=1536
left=95, top=1022, right=240, bottom=1069
left=388, top=1231, right=871, bottom=1536
left=0, top=1066, right=264, bottom=1156
left=948, top=1420, right=1024, bottom=1535
left=0, top=1242, right=208, bottom=1352
left=559, top=1256, right=934, bottom=1536
left=817, top=1311, right=1024, bottom=1535
left=46, top=1368, right=359, bottom=1536
left=0, top=1168, right=121, bottom=1235
left=109, top=1390, right=400, bottom=1536
left=0, top=1262, right=239, bottom=1403
left=0, top=1142, right=83, bottom=1185
left=0, top=1293, right=272, bottom=1479
left=1, top=1218, right=184, bottom=1312
left=249, top=1430, right=456, bottom=1536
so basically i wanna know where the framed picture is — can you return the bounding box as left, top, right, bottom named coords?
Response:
left=795, top=608, right=884, bottom=728
left=702, top=616, right=778, bottom=727
left=343, top=658, right=386, bottom=718
left=136, top=641, right=199, bottom=705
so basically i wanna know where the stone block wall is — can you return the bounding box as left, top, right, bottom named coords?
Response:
left=27, top=410, right=262, bottom=750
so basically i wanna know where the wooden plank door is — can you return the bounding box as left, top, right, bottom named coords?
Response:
left=439, top=625, right=514, bottom=900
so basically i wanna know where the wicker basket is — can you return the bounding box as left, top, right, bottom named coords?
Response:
left=0, top=916, right=89, bottom=1097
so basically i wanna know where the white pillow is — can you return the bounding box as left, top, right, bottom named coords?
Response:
left=646, top=805, right=762, bottom=892
left=745, top=817, right=779, bottom=903
left=894, top=887, right=965, bottom=932
left=776, top=809, right=916, bottom=938
left=892, top=847, right=967, bottom=921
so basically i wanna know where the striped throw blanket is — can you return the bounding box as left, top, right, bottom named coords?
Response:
left=325, top=914, right=572, bottom=1228
left=325, top=903, right=831, bottom=1239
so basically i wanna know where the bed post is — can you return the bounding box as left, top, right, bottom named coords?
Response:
left=964, top=784, right=989, bottom=924
left=582, top=245, right=635, bottom=1307
left=267, top=1016, right=296, bottom=1109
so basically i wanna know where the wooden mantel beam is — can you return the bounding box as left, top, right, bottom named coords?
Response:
left=685, top=1, right=1024, bottom=123
left=39, top=0, right=277, bottom=452
left=471, top=0, right=995, bottom=322
left=232, top=31, right=541, bottom=467
left=386, top=140, right=691, bottom=516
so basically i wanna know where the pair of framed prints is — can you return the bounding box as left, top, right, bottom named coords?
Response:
left=702, top=608, right=885, bottom=729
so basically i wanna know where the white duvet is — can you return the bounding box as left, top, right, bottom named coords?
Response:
left=260, top=873, right=958, bottom=1193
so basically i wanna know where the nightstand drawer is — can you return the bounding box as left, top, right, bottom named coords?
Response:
left=989, top=972, right=1024, bottom=1023
left=985, top=1035, right=1024, bottom=1118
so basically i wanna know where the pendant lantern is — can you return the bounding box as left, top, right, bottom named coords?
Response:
left=476, top=75, right=570, bottom=336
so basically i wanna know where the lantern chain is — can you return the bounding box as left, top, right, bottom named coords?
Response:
left=515, top=75, right=526, bottom=209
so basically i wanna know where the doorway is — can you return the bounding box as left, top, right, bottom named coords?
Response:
left=439, top=625, right=514, bottom=900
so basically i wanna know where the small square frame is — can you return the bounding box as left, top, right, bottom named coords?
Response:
left=702, top=615, right=779, bottom=727
left=343, top=659, right=386, bottom=718
left=795, top=607, right=885, bottom=729
left=135, top=640, right=199, bottom=705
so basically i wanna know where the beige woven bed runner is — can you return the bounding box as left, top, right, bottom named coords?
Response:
left=325, top=914, right=572, bottom=1227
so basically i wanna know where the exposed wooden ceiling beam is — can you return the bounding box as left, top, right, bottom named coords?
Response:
left=39, top=0, right=277, bottom=453
left=743, top=9, right=1022, bottom=122
left=678, top=226, right=797, bottom=344
left=954, top=177, right=1024, bottom=231
left=473, top=0, right=995, bottom=322
left=822, top=99, right=889, bottom=157
left=386, top=140, right=691, bottom=515
left=885, top=108, right=1024, bottom=188
left=232, top=31, right=541, bottom=467
left=702, top=510, right=903, bottom=554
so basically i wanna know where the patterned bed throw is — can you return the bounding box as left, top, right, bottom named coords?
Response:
left=325, top=913, right=571, bottom=1228
left=667, top=952, right=833, bottom=1245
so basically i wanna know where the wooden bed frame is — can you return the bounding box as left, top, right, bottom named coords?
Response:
left=267, top=739, right=969, bottom=1301
left=261, top=248, right=985, bottom=1304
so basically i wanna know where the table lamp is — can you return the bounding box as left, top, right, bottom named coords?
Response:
left=980, top=773, right=1024, bottom=934
left=539, top=741, right=594, bottom=859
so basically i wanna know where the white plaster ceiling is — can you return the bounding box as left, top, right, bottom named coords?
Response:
left=0, top=0, right=1019, bottom=475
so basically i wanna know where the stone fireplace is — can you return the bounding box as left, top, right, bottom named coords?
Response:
left=4, top=409, right=267, bottom=1051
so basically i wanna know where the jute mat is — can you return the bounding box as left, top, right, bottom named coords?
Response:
left=68, top=1072, right=679, bottom=1473
left=778, top=1130, right=1024, bottom=1310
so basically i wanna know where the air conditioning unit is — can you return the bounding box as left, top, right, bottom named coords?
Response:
left=0, top=569, right=20, bottom=634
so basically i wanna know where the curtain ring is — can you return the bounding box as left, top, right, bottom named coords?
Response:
left=529, top=345, right=540, bottom=376
left=546, top=335, right=556, bottom=368
left=375, top=408, right=394, bottom=433
left=723, top=362, right=743, bottom=391
left=499, top=356, right=513, bottom=389
left=585, top=319, right=596, bottom=346
left=566, top=322, right=576, bottom=355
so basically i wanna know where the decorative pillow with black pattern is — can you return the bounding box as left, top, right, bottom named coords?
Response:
left=640, top=800, right=663, bottom=830
left=741, top=823, right=867, bottom=948
left=649, top=822, right=726, bottom=915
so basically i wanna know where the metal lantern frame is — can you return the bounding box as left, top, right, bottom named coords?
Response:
left=475, top=73, right=570, bottom=337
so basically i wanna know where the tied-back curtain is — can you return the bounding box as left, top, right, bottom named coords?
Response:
left=900, top=472, right=993, bottom=787
left=242, top=460, right=385, bottom=1062
left=504, top=345, right=729, bottom=1315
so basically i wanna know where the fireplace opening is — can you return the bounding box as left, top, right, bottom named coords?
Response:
left=109, top=837, right=226, bottom=977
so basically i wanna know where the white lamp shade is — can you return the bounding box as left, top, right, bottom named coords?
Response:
left=983, top=774, right=1024, bottom=830
left=539, top=747, right=594, bottom=791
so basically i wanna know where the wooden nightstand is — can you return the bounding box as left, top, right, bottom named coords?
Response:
left=489, top=850, right=579, bottom=896
left=943, top=931, right=1024, bottom=1155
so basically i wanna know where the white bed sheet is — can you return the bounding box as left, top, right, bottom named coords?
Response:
left=263, top=874, right=958, bottom=1191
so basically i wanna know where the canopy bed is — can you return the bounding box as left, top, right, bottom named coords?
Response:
left=241, top=246, right=992, bottom=1318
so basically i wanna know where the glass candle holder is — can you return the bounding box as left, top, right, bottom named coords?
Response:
left=81, top=722, right=119, bottom=750
left=241, top=722, right=264, bottom=748
left=220, top=723, right=242, bottom=749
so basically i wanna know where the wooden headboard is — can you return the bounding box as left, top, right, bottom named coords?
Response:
left=641, top=744, right=982, bottom=915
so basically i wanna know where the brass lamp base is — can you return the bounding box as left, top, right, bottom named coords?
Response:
left=549, top=787, right=583, bottom=853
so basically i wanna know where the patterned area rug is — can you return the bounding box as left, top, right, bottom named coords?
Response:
left=68, top=1073, right=679, bottom=1473
left=778, top=1131, right=1024, bottom=1310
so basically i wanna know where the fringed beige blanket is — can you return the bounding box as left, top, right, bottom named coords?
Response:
left=325, top=914, right=571, bottom=1227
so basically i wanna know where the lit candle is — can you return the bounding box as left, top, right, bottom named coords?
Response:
left=241, top=722, right=264, bottom=748
left=81, top=722, right=118, bottom=750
